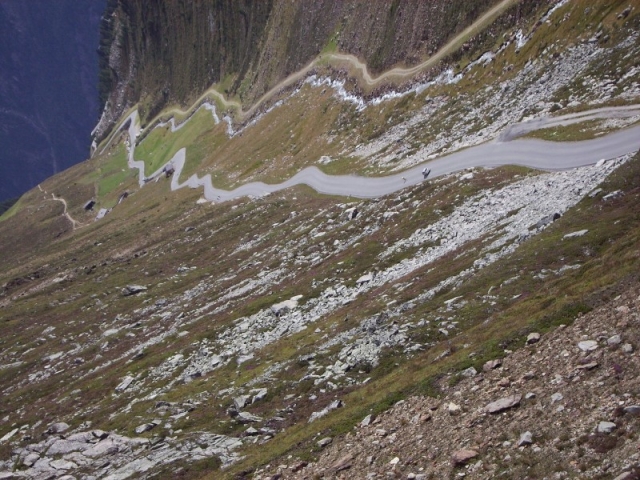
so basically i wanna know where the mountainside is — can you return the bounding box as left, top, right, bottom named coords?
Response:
left=94, top=0, right=544, bottom=139
left=1, top=1, right=640, bottom=479
left=0, top=0, right=104, bottom=202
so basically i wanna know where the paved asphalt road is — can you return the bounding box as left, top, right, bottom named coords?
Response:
left=165, top=122, right=640, bottom=202
left=122, top=107, right=640, bottom=203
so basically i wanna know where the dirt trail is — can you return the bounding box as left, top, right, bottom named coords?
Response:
left=324, top=0, right=516, bottom=86
left=38, top=184, right=81, bottom=230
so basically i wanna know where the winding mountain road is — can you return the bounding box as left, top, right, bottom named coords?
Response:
left=122, top=107, right=640, bottom=203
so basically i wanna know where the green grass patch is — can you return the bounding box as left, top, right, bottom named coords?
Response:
left=136, top=107, right=219, bottom=176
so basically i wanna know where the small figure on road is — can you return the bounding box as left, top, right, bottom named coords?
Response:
left=402, top=176, right=406, bottom=183
left=163, top=163, right=175, bottom=178
left=422, top=167, right=431, bottom=179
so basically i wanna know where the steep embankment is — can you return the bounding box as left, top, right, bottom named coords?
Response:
left=94, top=0, right=544, bottom=140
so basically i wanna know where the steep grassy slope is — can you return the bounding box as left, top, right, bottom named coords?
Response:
left=1, top=1, right=639, bottom=479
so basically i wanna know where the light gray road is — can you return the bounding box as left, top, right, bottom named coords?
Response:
left=121, top=107, right=640, bottom=203
left=160, top=123, right=640, bottom=202
left=498, top=105, right=640, bottom=141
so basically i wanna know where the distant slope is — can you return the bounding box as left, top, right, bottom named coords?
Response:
left=0, top=0, right=104, bottom=202
left=94, top=0, right=545, bottom=139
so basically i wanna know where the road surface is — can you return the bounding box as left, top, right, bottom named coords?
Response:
left=127, top=113, right=640, bottom=203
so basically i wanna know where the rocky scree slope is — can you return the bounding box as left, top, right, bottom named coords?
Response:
left=1, top=151, right=639, bottom=479
left=262, top=285, right=640, bottom=480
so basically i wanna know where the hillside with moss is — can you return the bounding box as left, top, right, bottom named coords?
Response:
left=1, top=1, right=640, bottom=479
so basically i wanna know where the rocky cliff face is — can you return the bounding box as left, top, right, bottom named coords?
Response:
left=0, top=0, right=104, bottom=202
left=94, top=0, right=545, bottom=139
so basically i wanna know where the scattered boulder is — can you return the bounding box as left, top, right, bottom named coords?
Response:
left=360, top=414, right=373, bottom=427
left=563, top=229, right=588, bottom=239
left=526, top=332, right=541, bottom=344
left=578, top=340, right=598, bottom=352
left=236, top=412, right=262, bottom=424
left=607, top=334, right=622, bottom=346
left=518, top=431, right=533, bottom=446
left=309, top=400, right=344, bottom=423
left=356, top=273, right=373, bottom=285
left=252, top=388, right=268, bottom=404
left=134, top=423, right=156, bottom=435
left=603, top=190, right=624, bottom=201
left=122, top=285, right=147, bottom=296
left=485, top=394, right=521, bottom=414
left=46, top=422, right=70, bottom=435
left=483, top=359, right=502, bottom=371
left=271, top=295, right=303, bottom=316
left=0, top=428, right=18, bottom=443
left=447, top=402, right=462, bottom=415
left=317, top=437, right=333, bottom=448
left=234, top=395, right=252, bottom=410
left=597, top=421, right=617, bottom=434
left=115, top=376, right=135, bottom=393
left=451, top=449, right=478, bottom=466
left=551, top=392, right=564, bottom=403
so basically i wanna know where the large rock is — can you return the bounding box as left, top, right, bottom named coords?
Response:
left=46, top=439, right=87, bottom=456
left=46, top=422, right=70, bottom=435
left=122, top=285, right=147, bottom=296
left=252, top=388, right=268, bottom=403
left=578, top=340, right=598, bottom=352
left=115, top=375, right=135, bottom=393
left=271, top=295, right=303, bottom=316
left=526, top=332, right=541, bottom=344
left=82, top=439, right=120, bottom=458
left=236, top=412, right=262, bottom=424
left=483, top=359, right=502, bottom=371
left=0, top=428, right=18, bottom=443
left=234, top=395, right=252, bottom=410
left=317, top=437, right=332, bottom=448
left=451, top=449, right=478, bottom=466
left=597, top=421, right=616, bottom=434
left=518, top=431, right=533, bottom=446
left=485, top=394, right=521, bottom=414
